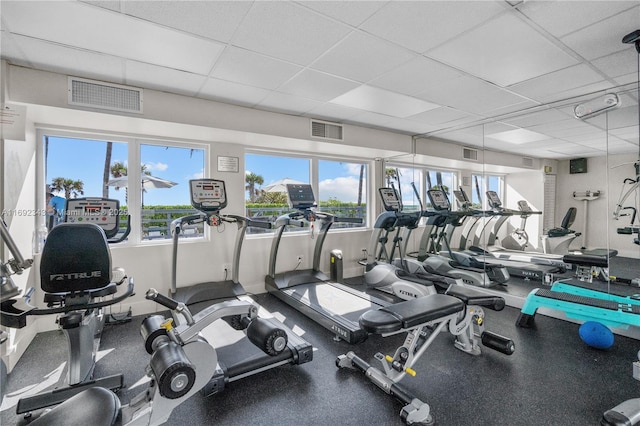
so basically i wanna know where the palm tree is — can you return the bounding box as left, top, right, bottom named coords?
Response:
left=357, top=164, right=364, bottom=206
left=245, top=172, right=264, bottom=202
left=385, top=168, right=399, bottom=187
left=102, top=142, right=112, bottom=198
left=50, top=177, right=84, bottom=199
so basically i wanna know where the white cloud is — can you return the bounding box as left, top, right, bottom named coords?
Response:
left=319, top=176, right=366, bottom=203
left=144, top=162, right=169, bottom=172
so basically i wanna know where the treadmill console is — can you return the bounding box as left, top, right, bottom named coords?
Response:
left=452, top=189, right=471, bottom=210
left=65, top=198, right=121, bottom=238
left=486, top=191, right=502, bottom=209
left=379, top=187, right=402, bottom=212
left=287, top=184, right=316, bottom=210
left=190, top=179, right=227, bottom=212
left=427, top=190, right=451, bottom=211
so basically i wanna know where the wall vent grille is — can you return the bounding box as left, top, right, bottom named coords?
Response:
left=68, top=77, right=143, bottom=113
left=463, top=147, right=478, bottom=161
left=522, top=157, right=534, bottom=168
left=311, top=119, right=343, bottom=141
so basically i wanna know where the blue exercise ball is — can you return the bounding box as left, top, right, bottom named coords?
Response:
left=579, top=321, right=614, bottom=349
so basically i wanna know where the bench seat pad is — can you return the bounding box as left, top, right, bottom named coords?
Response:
left=360, top=294, right=464, bottom=334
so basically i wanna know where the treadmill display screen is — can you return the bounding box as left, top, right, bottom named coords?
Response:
left=427, top=190, right=450, bottom=211
left=287, top=184, right=316, bottom=209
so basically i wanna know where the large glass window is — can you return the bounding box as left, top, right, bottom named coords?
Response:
left=44, top=134, right=206, bottom=243
left=318, top=160, right=366, bottom=229
left=245, top=153, right=367, bottom=233
left=140, top=144, right=205, bottom=240
left=245, top=153, right=310, bottom=233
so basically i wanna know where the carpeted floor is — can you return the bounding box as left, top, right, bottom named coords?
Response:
left=2, top=282, right=640, bottom=426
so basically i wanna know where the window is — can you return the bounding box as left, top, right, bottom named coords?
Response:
left=425, top=169, right=456, bottom=209
left=318, top=160, right=366, bottom=229
left=43, top=133, right=206, bottom=243
left=245, top=153, right=368, bottom=233
left=472, top=174, right=503, bottom=209
left=384, top=166, right=422, bottom=211
left=140, top=143, right=205, bottom=240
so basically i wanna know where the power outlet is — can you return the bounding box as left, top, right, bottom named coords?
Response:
left=222, top=263, right=232, bottom=277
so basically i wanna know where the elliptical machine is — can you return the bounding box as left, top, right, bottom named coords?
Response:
left=364, top=185, right=454, bottom=299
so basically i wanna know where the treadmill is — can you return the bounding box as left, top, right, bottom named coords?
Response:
left=265, top=183, right=390, bottom=344
left=170, top=178, right=313, bottom=394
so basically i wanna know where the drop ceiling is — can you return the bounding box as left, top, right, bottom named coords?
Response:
left=1, top=0, right=639, bottom=159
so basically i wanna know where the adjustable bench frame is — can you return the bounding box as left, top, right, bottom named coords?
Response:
left=337, top=285, right=514, bottom=425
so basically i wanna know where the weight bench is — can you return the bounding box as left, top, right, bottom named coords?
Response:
left=337, top=285, right=514, bottom=425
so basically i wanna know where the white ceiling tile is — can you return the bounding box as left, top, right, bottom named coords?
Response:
left=368, top=57, right=464, bottom=96
left=407, top=107, right=478, bottom=126
left=311, top=32, right=417, bottom=83
left=519, top=1, right=638, bottom=38
left=428, top=12, right=579, bottom=87
left=486, top=128, right=552, bottom=145
left=121, top=1, right=252, bottom=42
left=199, top=78, right=270, bottom=107
left=231, top=2, right=351, bottom=65
left=2, top=34, right=124, bottom=83
left=278, top=70, right=360, bottom=102
left=607, top=140, right=639, bottom=154
left=503, top=108, right=574, bottom=128
left=79, top=1, right=122, bottom=13
left=305, top=103, right=362, bottom=122
left=614, top=72, right=640, bottom=85
left=547, top=144, right=602, bottom=155
left=360, top=1, right=506, bottom=53
left=125, top=61, right=206, bottom=97
left=211, top=47, right=302, bottom=90
left=591, top=49, right=639, bottom=79
left=508, top=64, right=604, bottom=101
left=330, top=85, right=440, bottom=118
left=1, top=1, right=225, bottom=74
left=416, top=75, right=530, bottom=115
left=300, top=1, right=386, bottom=27
left=256, top=92, right=323, bottom=115
left=610, top=125, right=639, bottom=142
left=345, top=110, right=395, bottom=128
left=376, top=117, right=438, bottom=135
left=560, top=7, right=640, bottom=60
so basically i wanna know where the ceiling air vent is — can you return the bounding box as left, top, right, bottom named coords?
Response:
left=522, top=157, right=534, bottom=168
left=311, top=119, right=343, bottom=141
left=68, top=77, right=143, bottom=113
left=463, top=147, right=478, bottom=161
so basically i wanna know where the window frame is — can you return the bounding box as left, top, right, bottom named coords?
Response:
left=36, top=127, right=210, bottom=246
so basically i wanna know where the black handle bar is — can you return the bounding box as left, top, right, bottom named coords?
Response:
left=146, top=288, right=179, bottom=310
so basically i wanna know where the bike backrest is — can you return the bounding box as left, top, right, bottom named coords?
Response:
left=40, top=223, right=112, bottom=293
left=560, top=207, right=577, bottom=229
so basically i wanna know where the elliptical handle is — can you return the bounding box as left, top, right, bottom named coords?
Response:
left=146, top=288, right=180, bottom=310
